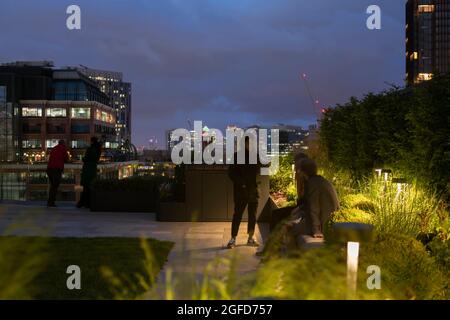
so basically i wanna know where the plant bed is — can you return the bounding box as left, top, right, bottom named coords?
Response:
left=90, top=176, right=167, bottom=212
left=0, top=236, right=174, bottom=299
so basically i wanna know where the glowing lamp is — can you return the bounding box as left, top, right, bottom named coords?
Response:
left=347, top=241, right=360, bottom=294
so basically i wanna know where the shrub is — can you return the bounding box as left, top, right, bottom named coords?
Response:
left=92, top=176, right=168, bottom=192
left=331, top=208, right=373, bottom=224
left=341, top=194, right=376, bottom=213
left=359, top=234, right=448, bottom=299
left=251, top=234, right=448, bottom=300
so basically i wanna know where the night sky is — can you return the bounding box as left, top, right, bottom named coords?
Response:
left=0, top=0, right=405, bottom=148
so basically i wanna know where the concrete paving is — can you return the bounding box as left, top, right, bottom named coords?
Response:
left=0, top=202, right=267, bottom=299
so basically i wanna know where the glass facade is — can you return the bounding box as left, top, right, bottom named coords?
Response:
left=71, top=107, right=90, bottom=119
left=406, top=0, right=450, bottom=84
left=71, top=140, right=89, bottom=149
left=71, top=123, right=90, bottom=134
left=0, top=86, right=15, bottom=161
left=46, top=139, right=60, bottom=148
left=22, top=107, right=42, bottom=117
left=22, top=139, right=42, bottom=149
left=46, top=108, right=67, bottom=117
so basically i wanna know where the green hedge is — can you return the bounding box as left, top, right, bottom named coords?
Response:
left=320, top=75, right=450, bottom=196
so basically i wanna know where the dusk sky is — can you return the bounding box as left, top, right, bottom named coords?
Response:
left=0, top=0, right=405, bottom=148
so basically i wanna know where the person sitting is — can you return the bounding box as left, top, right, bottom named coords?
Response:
left=290, top=159, right=340, bottom=241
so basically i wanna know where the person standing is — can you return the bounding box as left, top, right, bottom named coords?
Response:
left=77, top=137, right=102, bottom=209
left=227, top=137, right=260, bottom=249
left=46, top=140, right=69, bottom=207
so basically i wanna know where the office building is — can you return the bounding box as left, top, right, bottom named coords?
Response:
left=77, top=66, right=132, bottom=144
left=0, top=62, right=120, bottom=162
left=406, top=0, right=450, bottom=84
left=0, top=62, right=54, bottom=161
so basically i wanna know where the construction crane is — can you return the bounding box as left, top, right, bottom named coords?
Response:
left=300, top=73, right=324, bottom=120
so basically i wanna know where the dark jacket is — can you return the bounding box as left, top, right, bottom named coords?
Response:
left=228, top=150, right=260, bottom=203
left=80, top=143, right=101, bottom=186
left=303, top=175, right=340, bottom=235
left=47, top=144, right=69, bottom=169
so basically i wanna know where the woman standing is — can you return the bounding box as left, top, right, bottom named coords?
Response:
left=77, top=137, right=102, bottom=209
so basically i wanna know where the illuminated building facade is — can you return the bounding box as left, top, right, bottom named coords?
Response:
left=406, top=0, right=450, bottom=84
left=77, top=66, right=132, bottom=144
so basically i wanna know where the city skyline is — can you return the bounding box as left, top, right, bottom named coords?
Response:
left=0, top=1, right=405, bottom=147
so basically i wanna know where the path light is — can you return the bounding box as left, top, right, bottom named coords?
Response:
left=381, top=169, right=392, bottom=182
left=347, top=241, right=360, bottom=295
left=374, top=168, right=382, bottom=177
left=392, top=178, right=408, bottom=200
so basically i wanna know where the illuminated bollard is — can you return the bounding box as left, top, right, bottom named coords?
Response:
left=347, top=241, right=360, bottom=294
left=330, top=223, right=374, bottom=299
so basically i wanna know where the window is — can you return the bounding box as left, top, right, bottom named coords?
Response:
left=71, top=107, right=90, bottom=119
left=22, top=107, right=42, bottom=117
left=104, top=141, right=119, bottom=149
left=418, top=5, right=435, bottom=13
left=71, top=140, right=89, bottom=149
left=22, top=139, right=42, bottom=149
left=71, top=123, right=90, bottom=134
left=46, top=108, right=67, bottom=117
left=46, top=139, right=60, bottom=148
left=22, top=123, right=41, bottom=134
left=47, top=123, right=66, bottom=134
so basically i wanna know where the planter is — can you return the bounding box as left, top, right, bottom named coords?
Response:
left=90, top=189, right=158, bottom=212
left=156, top=202, right=189, bottom=221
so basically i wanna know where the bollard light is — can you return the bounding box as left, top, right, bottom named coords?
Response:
left=392, top=178, right=408, bottom=200
left=374, top=168, right=382, bottom=177
left=347, top=241, right=360, bottom=295
left=381, top=169, right=392, bottom=182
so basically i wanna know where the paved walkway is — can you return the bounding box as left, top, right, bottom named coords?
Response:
left=0, top=202, right=267, bottom=299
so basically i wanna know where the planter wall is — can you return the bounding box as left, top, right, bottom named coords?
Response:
left=157, top=164, right=271, bottom=222
left=90, top=190, right=158, bottom=212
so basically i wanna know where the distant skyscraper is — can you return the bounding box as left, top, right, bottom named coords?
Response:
left=77, top=66, right=132, bottom=144
left=406, top=0, right=450, bottom=85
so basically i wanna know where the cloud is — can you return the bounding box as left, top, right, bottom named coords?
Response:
left=0, top=0, right=405, bottom=147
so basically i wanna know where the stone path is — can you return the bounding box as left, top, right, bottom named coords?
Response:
left=0, top=202, right=267, bottom=299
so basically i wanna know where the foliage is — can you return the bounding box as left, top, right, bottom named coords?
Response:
left=331, top=208, right=373, bottom=224
left=0, top=237, right=173, bottom=299
left=270, top=154, right=297, bottom=207
left=92, top=175, right=169, bottom=192
left=250, top=234, right=448, bottom=300
left=320, top=75, right=450, bottom=196
left=0, top=237, right=48, bottom=299
left=341, top=194, right=376, bottom=213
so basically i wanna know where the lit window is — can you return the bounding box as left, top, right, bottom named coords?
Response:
left=71, top=107, right=90, bottom=119
left=418, top=5, right=435, bottom=13
left=22, top=139, right=42, bottom=149
left=46, top=139, right=60, bottom=148
left=417, top=73, right=433, bottom=82
left=71, top=140, right=89, bottom=149
left=22, top=107, right=42, bottom=117
left=46, top=108, right=67, bottom=117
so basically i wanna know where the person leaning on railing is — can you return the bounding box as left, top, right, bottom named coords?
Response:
left=46, top=139, right=69, bottom=207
